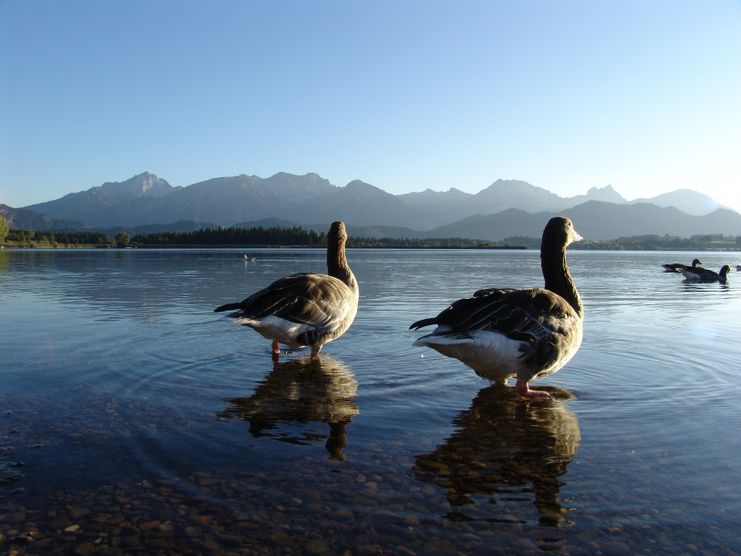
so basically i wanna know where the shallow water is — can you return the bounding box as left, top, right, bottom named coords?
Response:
left=2, top=248, right=741, bottom=554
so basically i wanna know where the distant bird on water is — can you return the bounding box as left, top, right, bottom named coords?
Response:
left=410, top=216, right=584, bottom=398
left=215, top=221, right=359, bottom=360
left=681, top=264, right=731, bottom=284
left=662, top=259, right=702, bottom=273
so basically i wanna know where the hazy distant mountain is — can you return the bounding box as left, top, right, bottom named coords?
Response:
left=632, top=189, right=722, bottom=216
left=14, top=171, right=736, bottom=238
left=0, top=204, right=85, bottom=231
left=395, top=181, right=624, bottom=229
left=429, top=209, right=546, bottom=242
left=25, top=172, right=177, bottom=224
left=28, top=172, right=337, bottom=228
left=282, top=180, right=413, bottom=227
left=153, top=172, right=336, bottom=227
left=474, top=179, right=567, bottom=213
left=427, top=202, right=741, bottom=241
left=396, top=179, right=561, bottom=229
left=565, top=185, right=627, bottom=207
left=396, top=187, right=473, bottom=229
left=399, top=179, right=562, bottom=229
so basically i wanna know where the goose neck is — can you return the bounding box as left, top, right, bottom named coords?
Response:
left=327, top=242, right=357, bottom=293
left=541, top=243, right=582, bottom=315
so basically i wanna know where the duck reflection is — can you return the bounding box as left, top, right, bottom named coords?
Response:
left=413, top=385, right=580, bottom=526
left=218, top=355, right=358, bottom=460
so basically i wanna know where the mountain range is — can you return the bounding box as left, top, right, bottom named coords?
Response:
left=2, top=171, right=739, bottom=241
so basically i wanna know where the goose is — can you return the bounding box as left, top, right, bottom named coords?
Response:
left=662, top=258, right=702, bottom=273
left=681, top=264, right=731, bottom=284
left=410, top=216, right=584, bottom=398
left=218, top=355, right=358, bottom=460
left=215, top=221, right=359, bottom=360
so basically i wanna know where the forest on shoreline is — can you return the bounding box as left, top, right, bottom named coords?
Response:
left=1, top=223, right=740, bottom=251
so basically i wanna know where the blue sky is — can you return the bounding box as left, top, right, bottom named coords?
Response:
left=1, top=0, right=740, bottom=211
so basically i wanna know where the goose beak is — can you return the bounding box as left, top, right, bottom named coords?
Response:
left=573, top=231, right=583, bottom=242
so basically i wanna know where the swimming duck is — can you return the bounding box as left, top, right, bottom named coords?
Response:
left=215, top=221, right=359, bottom=360
left=662, top=259, right=702, bottom=273
left=410, top=216, right=584, bottom=398
left=681, top=264, right=731, bottom=284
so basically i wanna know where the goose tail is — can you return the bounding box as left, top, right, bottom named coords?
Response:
left=215, top=302, right=243, bottom=313
left=409, top=317, right=439, bottom=331
left=413, top=331, right=472, bottom=348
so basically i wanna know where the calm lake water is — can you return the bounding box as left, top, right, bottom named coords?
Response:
left=2, top=247, right=741, bottom=554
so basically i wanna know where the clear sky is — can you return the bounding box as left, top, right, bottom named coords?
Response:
left=1, top=0, right=740, bottom=211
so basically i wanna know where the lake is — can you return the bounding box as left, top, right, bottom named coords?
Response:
left=2, top=247, right=741, bottom=554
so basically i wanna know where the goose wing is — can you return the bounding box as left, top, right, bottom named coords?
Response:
left=681, top=267, right=718, bottom=281
left=410, top=288, right=579, bottom=369
left=222, top=273, right=355, bottom=331
left=412, top=288, right=575, bottom=334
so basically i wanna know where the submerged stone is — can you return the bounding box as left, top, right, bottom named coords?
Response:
left=0, top=461, right=24, bottom=485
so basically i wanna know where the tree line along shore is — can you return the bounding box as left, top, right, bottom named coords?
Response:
left=0, top=218, right=740, bottom=251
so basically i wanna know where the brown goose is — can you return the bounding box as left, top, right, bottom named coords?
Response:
left=215, top=221, right=359, bottom=360
left=410, top=217, right=584, bottom=397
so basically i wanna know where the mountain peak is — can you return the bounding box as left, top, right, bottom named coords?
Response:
left=578, top=184, right=626, bottom=204
left=488, top=178, right=538, bottom=190
left=474, top=179, right=562, bottom=214
left=346, top=180, right=379, bottom=191
left=97, top=172, right=174, bottom=200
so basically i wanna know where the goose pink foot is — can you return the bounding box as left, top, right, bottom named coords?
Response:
left=271, top=340, right=280, bottom=362
left=516, top=379, right=551, bottom=398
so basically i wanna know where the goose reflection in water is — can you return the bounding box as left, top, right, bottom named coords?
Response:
left=218, top=355, right=358, bottom=460
left=413, top=386, right=580, bottom=526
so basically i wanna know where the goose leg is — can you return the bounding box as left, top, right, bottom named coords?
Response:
left=516, top=379, right=551, bottom=398
left=310, top=344, right=322, bottom=359
left=271, top=340, right=280, bottom=362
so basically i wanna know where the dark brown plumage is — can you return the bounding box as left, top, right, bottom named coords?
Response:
left=410, top=217, right=584, bottom=397
left=681, top=264, right=731, bottom=284
left=662, top=258, right=702, bottom=272
left=215, top=221, right=359, bottom=359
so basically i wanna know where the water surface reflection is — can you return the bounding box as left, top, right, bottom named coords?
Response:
left=218, top=355, right=358, bottom=460
left=4, top=249, right=741, bottom=554
left=414, top=385, right=580, bottom=526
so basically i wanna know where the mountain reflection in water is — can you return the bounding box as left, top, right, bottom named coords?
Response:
left=414, top=385, right=580, bottom=526
left=218, top=355, right=359, bottom=460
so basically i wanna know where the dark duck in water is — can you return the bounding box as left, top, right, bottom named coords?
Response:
left=662, top=258, right=702, bottom=273
left=681, top=264, right=731, bottom=284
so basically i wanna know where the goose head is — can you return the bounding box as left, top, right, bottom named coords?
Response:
left=542, top=216, right=582, bottom=250
left=328, top=220, right=348, bottom=248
